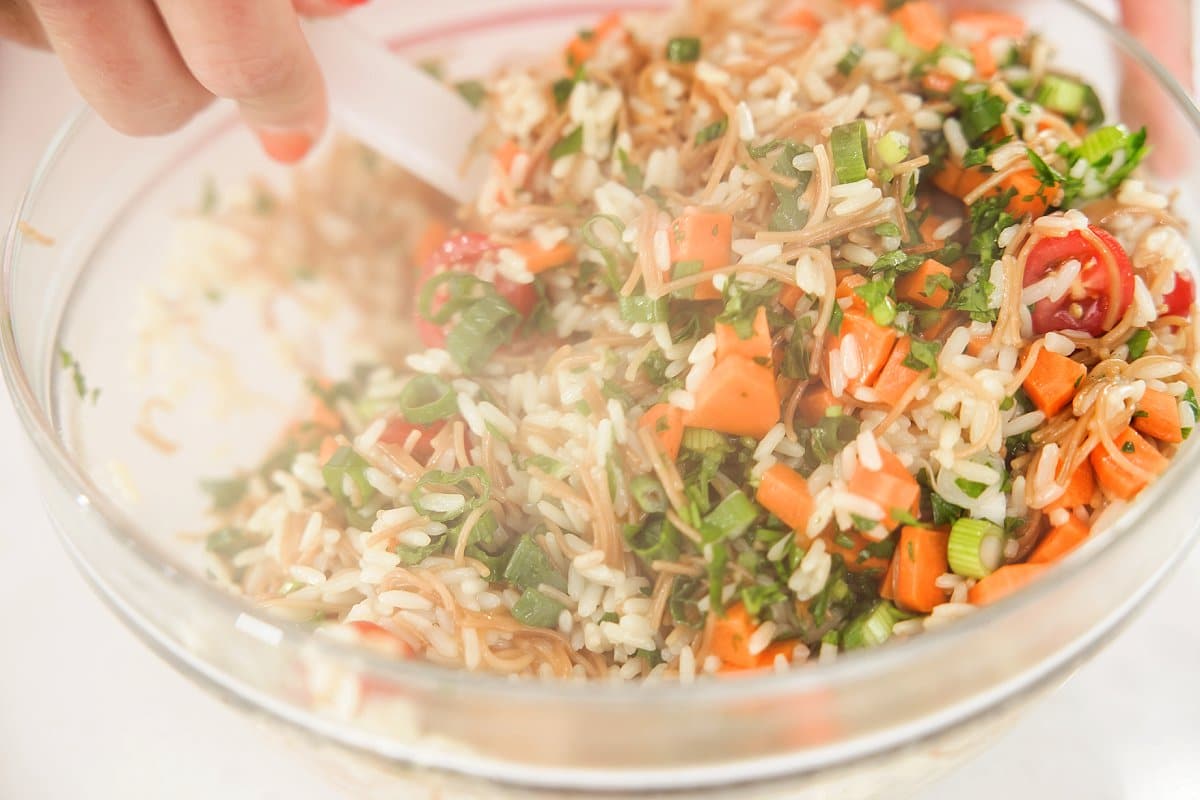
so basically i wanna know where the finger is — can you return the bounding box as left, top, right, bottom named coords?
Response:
left=154, top=0, right=327, bottom=163
left=1119, top=0, right=1192, bottom=90
left=292, top=0, right=367, bottom=18
left=1117, top=0, right=1193, bottom=172
left=0, top=0, right=48, bottom=48
left=30, top=0, right=212, bottom=135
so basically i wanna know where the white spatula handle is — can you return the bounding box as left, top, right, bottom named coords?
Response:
left=305, top=18, right=485, bottom=204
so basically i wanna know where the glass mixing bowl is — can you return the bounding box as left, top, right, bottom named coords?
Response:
left=3, top=1, right=1199, bottom=797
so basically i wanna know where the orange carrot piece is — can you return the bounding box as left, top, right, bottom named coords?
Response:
left=796, top=383, right=838, bottom=427
left=1022, top=348, right=1086, bottom=417
left=1090, top=427, right=1170, bottom=500
left=779, top=284, right=805, bottom=312
left=1133, top=388, right=1183, bottom=444
left=892, top=526, right=951, bottom=613
left=1001, top=169, right=1051, bottom=219
left=709, top=603, right=758, bottom=669
left=509, top=240, right=576, bottom=273
left=565, top=12, right=622, bottom=68
left=318, top=436, right=339, bottom=466
left=892, top=1, right=946, bottom=52
left=683, top=355, right=781, bottom=438
left=780, top=8, right=822, bottom=32
left=835, top=273, right=868, bottom=300
left=951, top=10, right=1026, bottom=39
left=1047, top=461, right=1096, bottom=512
left=847, top=449, right=920, bottom=531
left=1028, top=515, right=1090, bottom=564
left=825, top=530, right=892, bottom=574
left=757, top=464, right=814, bottom=533
left=970, top=38, right=998, bottom=79
left=968, top=563, right=1049, bottom=605
left=965, top=333, right=991, bottom=357
left=413, top=220, right=448, bottom=268
left=312, top=396, right=341, bottom=431
left=880, top=552, right=899, bottom=600
left=716, top=307, right=772, bottom=365
left=670, top=211, right=734, bottom=300
left=831, top=313, right=898, bottom=389
left=873, top=338, right=923, bottom=406
left=932, top=160, right=963, bottom=196
left=493, top=140, right=523, bottom=174
left=957, top=164, right=990, bottom=197
left=918, top=214, right=944, bottom=245
left=639, top=404, right=685, bottom=461
left=921, top=70, right=957, bottom=95
left=897, top=259, right=952, bottom=308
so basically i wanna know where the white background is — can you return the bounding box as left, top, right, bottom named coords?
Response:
left=1, top=6, right=1199, bottom=798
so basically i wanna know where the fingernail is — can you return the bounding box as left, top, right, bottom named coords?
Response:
left=255, top=129, right=313, bottom=163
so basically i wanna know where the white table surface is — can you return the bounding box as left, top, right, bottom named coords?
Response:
left=2, top=13, right=1199, bottom=799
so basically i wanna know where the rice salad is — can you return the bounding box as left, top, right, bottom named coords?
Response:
left=196, top=0, right=1199, bottom=681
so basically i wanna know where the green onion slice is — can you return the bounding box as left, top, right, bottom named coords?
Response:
left=701, top=490, right=758, bottom=543
left=412, top=466, right=491, bottom=522
left=841, top=601, right=904, bottom=650
left=504, top=535, right=567, bottom=592
left=830, top=120, right=869, bottom=184
left=511, top=588, right=565, bottom=628
left=947, top=517, right=1006, bottom=578
left=397, top=375, right=457, bottom=424
left=445, top=294, right=521, bottom=372
left=618, top=294, right=669, bottom=324
left=666, top=36, right=701, bottom=63
left=630, top=474, right=668, bottom=513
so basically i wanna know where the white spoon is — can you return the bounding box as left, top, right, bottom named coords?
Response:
left=304, top=18, right=486, bottom=205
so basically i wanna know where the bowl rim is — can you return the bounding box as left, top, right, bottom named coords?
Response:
left=3, top=0, right=1200, bottom=773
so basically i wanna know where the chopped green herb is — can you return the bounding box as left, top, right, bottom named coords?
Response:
left=695, top=117, right=728, bottom=146
left=200, top=477, right=248, bottom=511
left=854, top=279, right=898, bottom=327
left=454, top=80, right=487, bottom=108
left=666, top=36, right=702, bottom=63
left=550, top=126, right=584, bottom=160
left=954, top=477, right=989, bottom=498
left=624, top=514, right=681, bottom=564
left=1126, top=329, right=1152, bottom=360
left=902, top=338, right=942, bottom=376
left=837, top=43, right=865, bottom=75
left=1122, top=441, right=1136, bottom=453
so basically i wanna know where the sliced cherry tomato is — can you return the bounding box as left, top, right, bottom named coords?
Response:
left=1162, top=271, right=1195, bottom=318
left=415, top=232, right=538, bottom=347
left=378, top=417, right=445, bottom=461
left=1023, top=224, right=1134, bottom=336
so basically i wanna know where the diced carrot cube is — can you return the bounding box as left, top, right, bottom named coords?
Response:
left=757, top=464, right=814, bottom=533
left=683, top=355, right=781, bottom=438
left=715, top=307, right=772, bottom=364
left=1090, top=427, right=1170, bottom=500
left=1133, top=388, right=1183, bottom=444
left=873, top=338, right=923, bottom=406
left=1023, top=348, right=1086, bottom=417
left=897, top=259, right=952, bottom=308
left=639, top=404, right=684, bottom=461
left=1028, top=515, right=1090, bottom=564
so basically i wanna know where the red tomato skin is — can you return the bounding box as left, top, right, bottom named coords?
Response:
left=378, top=418, right=445, bottom=461
left=1024, top=225, right=1134, bottom=336
left=1163, top=271, right=1195, bottom=318
left=415, top=232, right=537, bottom=345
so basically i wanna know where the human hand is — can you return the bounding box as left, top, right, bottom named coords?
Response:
left=0, top=0, right=365, bottom=163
